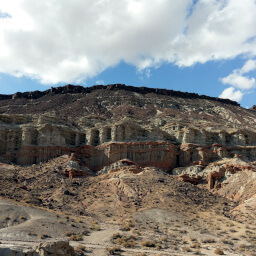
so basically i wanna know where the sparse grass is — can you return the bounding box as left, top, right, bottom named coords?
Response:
left=221, top=239, right=233, bottom=245
left=69, top=234, right=83, bottom=241
left=201, top=238, right=216, bottom=244
left=141, top=240, right=156, bottom=247
left=194, top=250, right=202, bottom=255
left=155, top=242, right=162, bottom=250
left=74, top=244, right=87, bottom=253
left=120, top=223, right=131, bottom=231
left=112, top=233, right=122, bottom=240
left=89, top=221, right=101, bottom=231
left=40, top=234, right=51, bottom=239
left=28, top=232, right=37, bottom=236
left=160, top=236, right=168, bottom=242
left=214, top=248, right=224, bottom=255
left=112, top=233, right=136, bottom=248
left=65, top=231, right=74, bottom=236
left=191, top=242, right=200, bottom=249
left=106, top=246, right=122, bottom=255
left=82, top=230, right=90, bottom=236
left=183, top=246, right=192, bottom=252
left=122, top=240, right=136, bottom=248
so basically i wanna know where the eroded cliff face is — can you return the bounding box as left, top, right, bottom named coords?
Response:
left=1, top=115, right=256, bottom=170
left=0, top=84, right=256, bottom=170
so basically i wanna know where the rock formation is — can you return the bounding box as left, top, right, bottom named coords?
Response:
left=0, top=84, right=256, bottom=173
left=0, top=241, right=75, bottom=256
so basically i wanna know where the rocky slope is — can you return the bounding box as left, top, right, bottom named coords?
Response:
left=0, top=84, right=256, bottom=255
left=1, top=84, right=256, bottom=167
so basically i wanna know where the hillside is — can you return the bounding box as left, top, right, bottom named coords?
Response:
left=0, top=84, right=256, bottom=256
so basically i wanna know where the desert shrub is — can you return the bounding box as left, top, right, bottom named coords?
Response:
left=120, top=223, right=131, bottom=231
left=160, top=236, right=168, bottom=242
left=189, top=237, right=198, bottom=242
left=106, top=246, right=122, bottom=255
left=183, top=246, right=191, bottom=252
left=238, top=243, right=250, bottom=252
left=82, top=230, right=90, bottom=236
left=221, top=239, right=233, bottom=245
left=202, top=238, right=216, bottom=243
left=65, top=232, right=74, bottom=237
left=74, top=244, right=87, bottom=253
left=191, top=243, right=200, bottom=249
left=155, top=242, right=162, bottom=250
left=200, top=228, right=210, bottom=234
left=112, top=233, right=122, bottom=240
left=69, top=234, right=83, bottom=241
left=122, top=240, right=136, bottom=248
left=113, top=234, right=136, bottom=247
left=28, top=232, right=37, bottom=236
left=214, top=248, right=224, bottom=255
left=141, top=240, right=156, bottom=247
left=89, top=222, right=101, bottom=231
left=40, top=234, right=51, bottom=239
left=172, top=245, right=178, bottom=250
left=131, top=228, right=140, bottom=236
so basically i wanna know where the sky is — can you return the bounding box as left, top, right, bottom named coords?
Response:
left=0, top=0, right=256, bottom=108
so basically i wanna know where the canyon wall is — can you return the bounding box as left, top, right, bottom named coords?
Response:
left=0, top=84, right=255, bottom=170
left=1, top=114, right=256, bottom=170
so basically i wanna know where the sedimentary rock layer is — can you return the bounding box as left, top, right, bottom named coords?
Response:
left=0, top=84, right=256, bottom=168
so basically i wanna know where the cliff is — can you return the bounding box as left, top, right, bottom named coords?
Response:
left=0, top=83, right=239, bottom=106
left=0, top=84, right=255, bottom=169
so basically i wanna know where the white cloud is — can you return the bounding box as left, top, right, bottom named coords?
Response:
left=240, top=59, right=256, bottom=74
left=221, top=74, right=255, bottom=90
left=219, top=87, right=243, bottom=102
left=95, top=80, right=104, bottom=85
left=220, top=58, right=256, bottom=100
left=0, top=0, right=256, bottom=84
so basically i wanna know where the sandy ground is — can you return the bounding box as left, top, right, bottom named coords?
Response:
left=0, top=197, right=254, bottom=255
left=0, top=199, right=250, bottom=256
left=0, top=198, right=75, bottom=242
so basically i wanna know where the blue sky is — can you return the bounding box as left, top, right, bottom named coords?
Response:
left=0, top=1, right=256, bottom=108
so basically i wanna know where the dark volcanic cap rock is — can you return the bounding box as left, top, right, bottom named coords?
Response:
left=0, top=83, right=239, bottom=106
left=249, top=105, right=256, bottom=111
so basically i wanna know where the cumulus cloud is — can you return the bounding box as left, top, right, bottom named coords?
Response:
left=221, top=74, right=255, bottom=90
left=221, top=59, right=256, bottom=89
left=219, top=59, right=256, bottom=101
left=219, top=87, right=244, bottom=102
left=0, top=0, right=256, bottom=84
left=240, top=59, right=256, bottom=74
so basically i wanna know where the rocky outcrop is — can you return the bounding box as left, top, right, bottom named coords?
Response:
left=0, top=241, right=75, bottom=256
left=64, top=153, right=91, bottom=178
left=250, top=105, right=256, bottom=111
left=0, top=247, right=35, bottom=256
left=0, top=84, right=256, bottom=169
left=1, top=112, right=256, bottom=167
left=84, top=141, right=178, bottom=171
left=177, top=174, right=202, bottom=184
left=35, top=241, right=75, bottom=256
left=99, top=159, right=143, bottom=174
left=0, top=84, right=239, bottom=106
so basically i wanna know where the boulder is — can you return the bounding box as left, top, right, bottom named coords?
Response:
left=35, top=241, right=75, bottom=256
